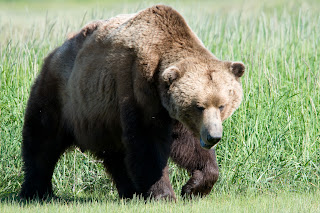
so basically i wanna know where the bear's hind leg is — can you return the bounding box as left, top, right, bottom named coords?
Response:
left=20, top=136, right=71, bottom=200
left=20, top=92, right=72, bottom=199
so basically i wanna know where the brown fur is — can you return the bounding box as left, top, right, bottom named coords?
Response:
left=20, top=5, right=244, bottom=200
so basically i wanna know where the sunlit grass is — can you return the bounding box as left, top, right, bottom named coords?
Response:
left=1, top=191, right=320, bottom=212
left=0, top=0, right=320, bottom=210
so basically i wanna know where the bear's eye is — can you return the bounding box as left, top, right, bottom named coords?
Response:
left=219, top=105, right=225, bottom=112
left=195, top=105, right=205, bottom=112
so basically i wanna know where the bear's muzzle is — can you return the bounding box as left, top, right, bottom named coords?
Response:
left=200, top=134, right=221, bottom=150
left=200, top=107, right=223, bottom=149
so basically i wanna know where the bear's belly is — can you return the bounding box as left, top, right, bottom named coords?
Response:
left=73, top=120, right=123, bottom=154
left=63, top=96, right=123, bottom=154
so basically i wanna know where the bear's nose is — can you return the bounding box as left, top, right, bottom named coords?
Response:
left=207, top=135, right=221, bottom=145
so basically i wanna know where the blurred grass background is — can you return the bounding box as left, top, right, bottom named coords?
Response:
left=0, top=0, right=320, bottom=207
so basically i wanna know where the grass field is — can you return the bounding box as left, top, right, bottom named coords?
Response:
left=1, top=0, right=320, bottom=212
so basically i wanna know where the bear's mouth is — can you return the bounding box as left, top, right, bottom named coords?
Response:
left=200, top=138, right=216, bottom=150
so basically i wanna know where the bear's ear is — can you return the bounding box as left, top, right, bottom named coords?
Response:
left=230, top=62, right=245, bottom=78
left=162, top=66, right=181, bottom=85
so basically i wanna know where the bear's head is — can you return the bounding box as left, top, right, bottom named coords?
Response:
left=159, top=58, right=245, bottom=149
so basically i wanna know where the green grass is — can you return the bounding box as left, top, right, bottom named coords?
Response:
left=1, top=192, right=320, bottom=212
left=1, top=0, right=320, bottom=211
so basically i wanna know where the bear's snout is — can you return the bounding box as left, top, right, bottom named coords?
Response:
left=207, top=134, right=221, bottom=145
left=200, top=107, right=223, bottom=149
left=200, top=129, right=222, bottom=150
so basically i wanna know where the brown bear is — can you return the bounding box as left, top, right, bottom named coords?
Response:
left=20, top=5, right=245, bottom=200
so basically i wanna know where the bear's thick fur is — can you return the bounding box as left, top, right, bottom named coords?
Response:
left=20, top=5, right=244, bottom=200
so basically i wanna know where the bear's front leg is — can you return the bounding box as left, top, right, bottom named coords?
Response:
left=120, top=101, right=176, bottom=200
left=170, top=121, right=219, bottom=197
left=146, top=166, right=175, bottom=200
